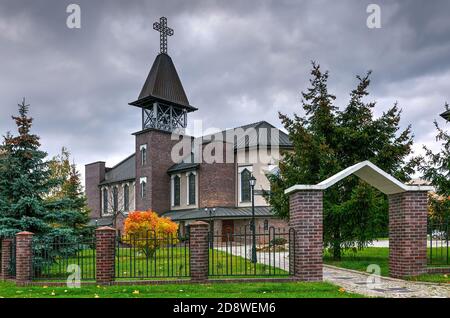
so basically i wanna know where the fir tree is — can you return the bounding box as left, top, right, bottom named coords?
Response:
left=266, top=63, right=414, bottom=259
left=0, top=100, right=90, bottom=240
left=418, top=103, right=450, bottom=221
left=0, top=99, right=55, bottom=237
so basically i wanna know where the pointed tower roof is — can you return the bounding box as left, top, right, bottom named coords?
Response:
left=441, top=109, right=450, bottom=121
left=129, top=53, right=197, bottom=111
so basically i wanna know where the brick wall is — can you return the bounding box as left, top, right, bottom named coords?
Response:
left=389, top=191, right=428, bottom=278
left=189, top=221, right=209, bottom=282
left=198, top=142, right=236, bottom=208
left=16, top=231, right=33, bottom=284
left=289, top=190, right=323, bottom=281
left=1, top=239, right=13, bottom=279
left=85, top=162, right=106, bottom=219
left=134, top=129, right=181, bottom=214
left=95, top=226, right=116, bottom=284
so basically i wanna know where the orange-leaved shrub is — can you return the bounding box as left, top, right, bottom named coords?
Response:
left=123, top=210, right=178, bottom=257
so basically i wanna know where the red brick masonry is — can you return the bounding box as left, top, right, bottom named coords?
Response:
left=95, top=226, right=116, bottom=285
left=289, top=190, right=323, bottom=282
left=189, top=221, right=209, bottom=282
left=389, top=191, right=428, bottom=278
left=1, top=238, right=13, bottom=280
left=16, top=231, right=33, bottom=285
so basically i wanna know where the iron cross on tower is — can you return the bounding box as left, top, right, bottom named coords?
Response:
left=153, top=17, right=174, bottom=54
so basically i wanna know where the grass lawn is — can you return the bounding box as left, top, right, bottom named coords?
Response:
left=0, top=280, right=363, bottom=298
left=323, top=247, right=450, bottom=284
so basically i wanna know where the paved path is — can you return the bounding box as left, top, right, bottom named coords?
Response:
left=215, top=245, right=450, bottom=298
left=324, top=265, right=450, bottom=298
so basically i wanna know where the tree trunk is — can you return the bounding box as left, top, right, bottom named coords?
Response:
left=332, top=241, right=341, bottom=260
left=332, top=229, right=341, bottom=260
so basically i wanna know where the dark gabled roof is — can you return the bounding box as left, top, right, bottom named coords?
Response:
left=100, top=154, right=135, bottom=185
left=129, top=53, right=197, bottom=111
left=441, top=109, right=450, bottom=121
left=162, top=206, right=276, bottom=221
left=167, top=162, right=199, bottom=174
left=166, top=121, right=292, bottom=175
left=201, top=121, right=293, bottom=149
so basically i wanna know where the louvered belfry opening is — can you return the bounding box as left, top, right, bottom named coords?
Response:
left=129, top=53, right=197, bottom=133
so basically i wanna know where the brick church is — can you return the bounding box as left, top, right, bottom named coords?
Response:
left=85, top=17, right=292, bottom=237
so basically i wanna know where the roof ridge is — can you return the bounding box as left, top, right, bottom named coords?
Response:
left=108, top=153, right=135, bottom=170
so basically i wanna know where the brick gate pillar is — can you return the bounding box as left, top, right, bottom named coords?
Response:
left=1, top=238, right=13, bottom=280
left=190, top=221, right=209, bottom=282
left=95, top=226, right=116, bottom=285
left=289, top=190, right=323, bottom=281
left=389, top=191, right=428, bottom=278
left=16, top=231, right=33, bottom=285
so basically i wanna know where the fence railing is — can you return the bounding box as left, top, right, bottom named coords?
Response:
left=428, top=216, right=449, bottom=266
left=115, top=231, right=190, bottom=279
left=32, top=236, right=96, bottom=281
left=208, top=227, right=294, bottom=277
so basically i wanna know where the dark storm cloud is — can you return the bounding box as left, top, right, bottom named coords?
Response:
left=0, top=0, right=449, bottom=181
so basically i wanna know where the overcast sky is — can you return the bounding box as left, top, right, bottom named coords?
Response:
left=0, top=0, right=449, bottom=183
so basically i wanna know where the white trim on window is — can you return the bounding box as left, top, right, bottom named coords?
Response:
left=171, top=174, right=181, bottom=207
left=140, top=144, right=147, bottom=166
left=140, top=177, right=147, bottom=199
left=238, top=165, right=253, bottom=203
left=186, top=171, right=197, bottom=205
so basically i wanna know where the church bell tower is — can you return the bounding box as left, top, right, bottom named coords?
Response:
left=129, top=17, right=197, bottom=132
left=131, top=17, right=195, bottom=214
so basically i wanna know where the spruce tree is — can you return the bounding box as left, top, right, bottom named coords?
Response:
left=266, top=63, right=414, bottom=259
left=0, top=100, right=90, bottom=241
left=0, top=99, right=55, bottom=237
left=418, top=104, right=450, bottom=221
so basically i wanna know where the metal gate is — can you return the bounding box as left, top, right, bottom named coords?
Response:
left=208, top=227, right=295, bottom=277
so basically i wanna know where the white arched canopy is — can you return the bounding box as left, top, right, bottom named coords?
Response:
left=285, top=161, right=434, bottom=195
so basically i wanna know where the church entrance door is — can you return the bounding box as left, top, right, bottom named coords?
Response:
left=222, top=220, right=234, bottom=242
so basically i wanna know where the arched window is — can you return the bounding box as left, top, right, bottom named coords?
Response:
left=173, top=175, right=181, bottom=206
left=124, top=184, right=129, bottom=212
left=188, top=173, right=196, bottom=205
left=141, top=180, right=146, bottom=198
left=102, top=188, right=108, bottom=215
left=241, top=168, right=251, bottom=202
left=140, top=145, right=147, bottom=166
left=113, top=187, right=118, bottom=212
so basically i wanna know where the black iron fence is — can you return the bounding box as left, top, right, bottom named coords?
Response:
left=428, top=216, right=449, bottom=266
left=32, top=236, right=96, bottom=281
left=115, top=231, right=190, bottom=279
left=208, top=227, right=294, bottom=277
